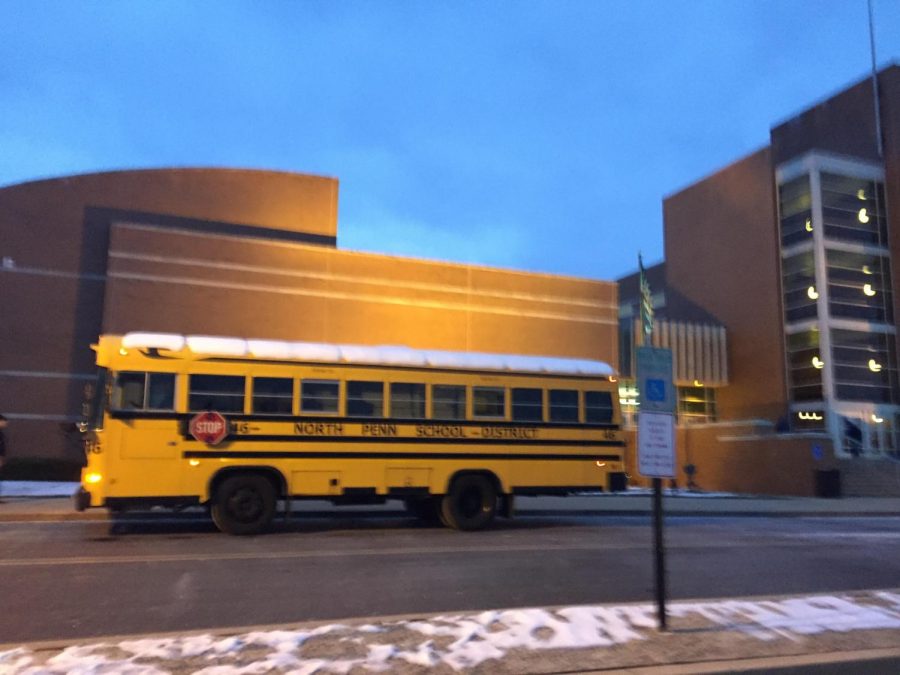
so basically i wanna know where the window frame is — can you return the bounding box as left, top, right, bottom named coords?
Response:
left=300, top=378, right=341, bottom=415
left=431, top=384, right=467, bottom=421
left=472, top=386, right=506, bottom=420
left=251, top=376, right=295, bottom=416
left=188, top=373, right=247, bottom=414
left=111, top=371, right=176, bottom=412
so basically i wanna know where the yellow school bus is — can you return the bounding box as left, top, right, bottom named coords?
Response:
left=76, top=333, right=626, bottom=534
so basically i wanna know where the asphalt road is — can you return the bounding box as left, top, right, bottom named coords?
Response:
left=2, top=512, right=900, bottom=645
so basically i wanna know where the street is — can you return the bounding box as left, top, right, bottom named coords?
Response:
left=2, top=512, right=900, bottom=645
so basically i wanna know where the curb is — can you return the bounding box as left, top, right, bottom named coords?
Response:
left=588, top=647, right=900, bottom=674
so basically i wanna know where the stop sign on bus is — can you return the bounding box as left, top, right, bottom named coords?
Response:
left=189, top=411, right=229, bottom=445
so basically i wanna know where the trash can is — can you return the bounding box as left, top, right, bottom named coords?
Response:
left=815, top=469, right=841, bottom=498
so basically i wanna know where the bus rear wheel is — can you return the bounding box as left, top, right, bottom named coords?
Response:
left=211, top=474, right=277, bottom=535
left=440, top=475, right=497, bottom=531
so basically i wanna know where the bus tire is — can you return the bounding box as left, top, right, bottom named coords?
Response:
left=211, top=474, right=277, bottom=535
left=440, top=475, right=497, bottom=531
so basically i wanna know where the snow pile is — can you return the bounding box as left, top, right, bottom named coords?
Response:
left=2, top=592, right=899, bottom=673
left=0, top=481, right=78, bottom=498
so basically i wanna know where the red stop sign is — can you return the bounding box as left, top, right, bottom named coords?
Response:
left=189, top=411, right=229, bottom=445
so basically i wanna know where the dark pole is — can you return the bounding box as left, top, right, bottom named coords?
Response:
left=653, top=476, right=667, bottom=630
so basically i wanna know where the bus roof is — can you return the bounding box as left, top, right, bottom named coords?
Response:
left=118, top=332, right=615, bottom=377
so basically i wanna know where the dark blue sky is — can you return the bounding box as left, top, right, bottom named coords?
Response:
left=3, top=1, right=900, bottom=279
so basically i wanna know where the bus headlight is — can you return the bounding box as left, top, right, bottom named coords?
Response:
left=85, top=472, right=103, bottom=484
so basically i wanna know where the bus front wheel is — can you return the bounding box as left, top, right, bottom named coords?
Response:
left=211, top=474, right=277, bottom=535
left=440, top=475, right=497, bottom=531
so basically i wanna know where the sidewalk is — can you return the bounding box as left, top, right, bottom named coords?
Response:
left=3, top=589, right=900, bottom=673
left=1, top=482, right=899, bottom=522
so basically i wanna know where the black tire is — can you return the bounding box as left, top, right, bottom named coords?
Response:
left=440, top=474, right=497, bottom=531
left=404, top=497, right=442, bottom=524
left=211, top=474, right=277, bottom=535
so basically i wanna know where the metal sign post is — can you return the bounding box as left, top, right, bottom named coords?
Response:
left=636, top=345, right=675, bottom=632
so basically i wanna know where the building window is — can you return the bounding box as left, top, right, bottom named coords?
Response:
left=301, top=380, right=339, bottom=414
left=781, top=251, right=818, bottom=322
left=189, top=375, right=245, bottom=413
left=820, top=173, right=887, bottom=246
left=473, top=387, right=505, bottom=419
left=793, top=409, right=826, bottom=432
left=252, top=377, right=293, bottom=415
left=432, top=385, right=466, bottom=420
left=830, top=329, right=898, bottom=404
left=825, top=249, right=893, bottom=323
left=677, top=386, right=716, bottom=424
left=390, top=383, right=426, bottom=419
left=778, top=175, right=813, bottom=247
left=347, top=381, right=384, bottom=417
left=512, top=388, right=543, bottom=422
left=786, top=329, right=824, bottom=402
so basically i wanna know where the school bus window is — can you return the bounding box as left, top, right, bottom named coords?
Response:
left=112, top=372, right=146, bottom=410
left=432, top=384, right=465, bottom=420
left=301, top=379, right=339, bottom=414
left=112, top=372, right=175, bottom=411
left=585, top=390, right=614, bottom=423
left=252, top=377, right=293, bottom=415
left=473, top=386, right=505, bottom=419
left=189, top=374, right=246, bottom=413
left=549, top=389, right=579, bottom=423
left=347, top=381, right=384, bottom=417
left=390, top=383, right=425, bottom=419
left=512, top=387, right=543, bottom=422
left=147, top=373, right=175, bottom=410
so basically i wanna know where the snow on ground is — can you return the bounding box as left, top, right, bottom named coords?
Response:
left=0, top=481, right=79, bottom=498
left=2, top=592, right=899, bottom=674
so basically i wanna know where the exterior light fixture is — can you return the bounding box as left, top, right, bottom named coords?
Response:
left=608, top=376, right=617, bottom=383
left=858, top=189, right=867, bottom=200
left=812, top=356, right=824, bottom=369
left=85, top=472, right=103, bottom=484
left=862, top=265, right=873, bottom=275
left=189, top=459, right=200, bottom=467
left=872, top=414, right=884, bottom=424
left=807, top=286, right=819, bottom=300
left=693, top=380, right=704, bottom=387
left=798, top=411, right=823, bottom=421
left=863, top=284, right=876, bottom=297
left=858, top=208, right=870, bottom=224
left=868, top=359, right=882, bottom=372
left=805, top=218, right=813, bottom=232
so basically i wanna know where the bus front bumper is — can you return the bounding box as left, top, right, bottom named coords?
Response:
left=74, top=487, right=91, bottom=512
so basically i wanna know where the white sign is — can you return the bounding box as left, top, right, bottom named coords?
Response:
left=638, top=411, right=675, bottom=478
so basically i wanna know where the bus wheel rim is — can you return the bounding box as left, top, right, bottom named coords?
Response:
left=229, top=487, right=263, bottom=522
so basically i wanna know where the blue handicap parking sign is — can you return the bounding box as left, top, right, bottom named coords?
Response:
left=646, top=378, right=666, bottom=402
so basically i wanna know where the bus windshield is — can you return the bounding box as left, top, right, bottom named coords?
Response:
left=84, top=368, right=108, bottom=430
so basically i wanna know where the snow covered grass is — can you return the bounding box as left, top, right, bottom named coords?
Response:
left=0, top=481, right=78, bottom=498
left=3, top=591, right=899, bottom=674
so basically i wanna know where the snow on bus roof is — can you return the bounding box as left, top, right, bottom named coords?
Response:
left=119, top=332, right=614, bottom=376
